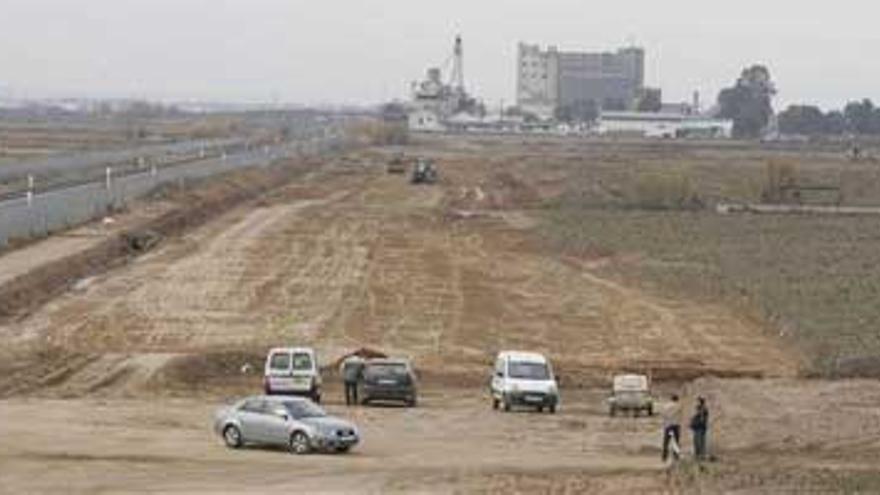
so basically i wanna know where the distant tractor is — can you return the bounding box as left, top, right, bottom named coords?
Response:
left=387, top=153, right=407, bottom=174
left=411, top=158, right=438, bottom=185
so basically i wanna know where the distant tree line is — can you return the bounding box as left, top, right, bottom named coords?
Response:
left=778, top=99, right=880, bottom=136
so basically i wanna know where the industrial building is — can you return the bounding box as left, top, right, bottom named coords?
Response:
left=407, top=36, right=483, bottom=132
left=517, top=43, right=649, bottom=120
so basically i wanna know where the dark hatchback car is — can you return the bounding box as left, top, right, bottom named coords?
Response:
left=359, top=359, right=418, bottom=407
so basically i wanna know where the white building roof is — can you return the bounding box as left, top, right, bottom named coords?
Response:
left=600, top=111, right=686, bottom=123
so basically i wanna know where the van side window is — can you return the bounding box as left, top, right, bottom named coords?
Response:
left=269, top=352, right=291, bottom=371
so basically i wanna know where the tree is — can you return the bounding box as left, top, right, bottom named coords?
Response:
left=380, top=101, right=408, bottom=123
left=823, top=111, right=847, bottom=135
left=554, top=105, right=573, bottom=123
left=844, top=99, right=877, bottom=134
left=717, top=65, right=777, bottom=139
left=778, top=105, right=826, bottom=136
left=637, top=89, right=663, bottom=112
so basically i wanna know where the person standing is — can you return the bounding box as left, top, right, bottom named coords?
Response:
left=662, top=394, right=683, bottom=463
left=340, top=355, right=364, bottom=406
left=690, top=396, right=710, bottom=461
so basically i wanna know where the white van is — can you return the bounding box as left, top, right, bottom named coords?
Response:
left=263, top=347, right=322, bottom=403
left=490, top=351, right=559, bottom=413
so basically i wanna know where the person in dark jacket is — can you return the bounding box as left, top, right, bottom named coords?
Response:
left=340, top=356, right=365, bottom=406
left=690, top=396, right=710, bottom=460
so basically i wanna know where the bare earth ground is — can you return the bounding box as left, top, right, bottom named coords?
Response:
left=0, top=137, right=877, bottom=493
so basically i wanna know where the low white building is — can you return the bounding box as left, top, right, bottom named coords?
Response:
left=408, top=108, right=446, bottom=132
left=598, top=111, right=733, bottom=139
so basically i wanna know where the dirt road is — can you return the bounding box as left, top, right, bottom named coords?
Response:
left=0, top=389, right=664, bottom=494
left=3, top=379, right=880, bottom=494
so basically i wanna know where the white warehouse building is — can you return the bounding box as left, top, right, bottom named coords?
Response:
left=598, top=111, right=733, bottom=139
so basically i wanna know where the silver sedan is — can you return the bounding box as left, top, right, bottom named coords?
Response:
left=214, top=396, right=359, bottom=454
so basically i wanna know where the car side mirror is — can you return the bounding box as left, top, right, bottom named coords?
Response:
left=273, top=410, right=290, bottom=421
left=495, top=371, right=503, bottom=378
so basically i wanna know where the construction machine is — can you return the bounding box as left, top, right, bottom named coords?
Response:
left=411, top=158, right=438, bottom=185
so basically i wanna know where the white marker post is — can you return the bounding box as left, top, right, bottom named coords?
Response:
left=26, top=174, right=34, bottom=207
left=106, top=167, right=112, bottom=191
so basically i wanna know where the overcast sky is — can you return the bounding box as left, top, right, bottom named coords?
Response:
left=1, top=0, right=877, bottom=109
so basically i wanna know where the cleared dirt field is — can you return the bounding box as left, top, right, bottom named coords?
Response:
left=0, top=135, right=877, bottom=493
left=2, top=380, right=880, bottom=494
left=0, top=142, right=796, bottom=385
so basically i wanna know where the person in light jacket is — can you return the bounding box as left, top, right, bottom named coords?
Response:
left=662, top=394, right=682, bottom=462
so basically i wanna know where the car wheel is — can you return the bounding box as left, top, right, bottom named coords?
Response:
left=503, top=396, right=512, bottom=412
left=492, top=398, right=499, bottom=410
left=223, top=425, right=242, bottom=449
left=335, top=446, right=351, bottom=454
left=407, top=397, right=418, bottom=408
left=549, top=404, right=557, bottom=414
left=312, top=392, right=321, bottom=404
left=647, top=406, right=654, bottom=416
left=289, top=431, right=311, bottom=455
left=537, top=406, right=544, bottom=413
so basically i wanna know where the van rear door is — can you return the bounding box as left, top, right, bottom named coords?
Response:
left=267, top=351, right=294, bottom=391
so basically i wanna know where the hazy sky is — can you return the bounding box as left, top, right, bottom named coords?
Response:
left=2, top=0, right=878, bottom=109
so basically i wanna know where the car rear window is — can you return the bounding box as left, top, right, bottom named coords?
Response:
left=291, top=353, right=313, bottom=371
left=364, top=363, right=408, bottom=378
left=615, top=376, right=648, bottom=390
left=269, top=352, right=291, bottom=370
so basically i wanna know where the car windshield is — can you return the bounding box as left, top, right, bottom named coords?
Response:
left=364, top=363, right=408, bottom=378
left=508, top=361, right=550, bottom=380
left=291, top=352, right=313, bottom=371
left=282, top=400, right=326, bottom=419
